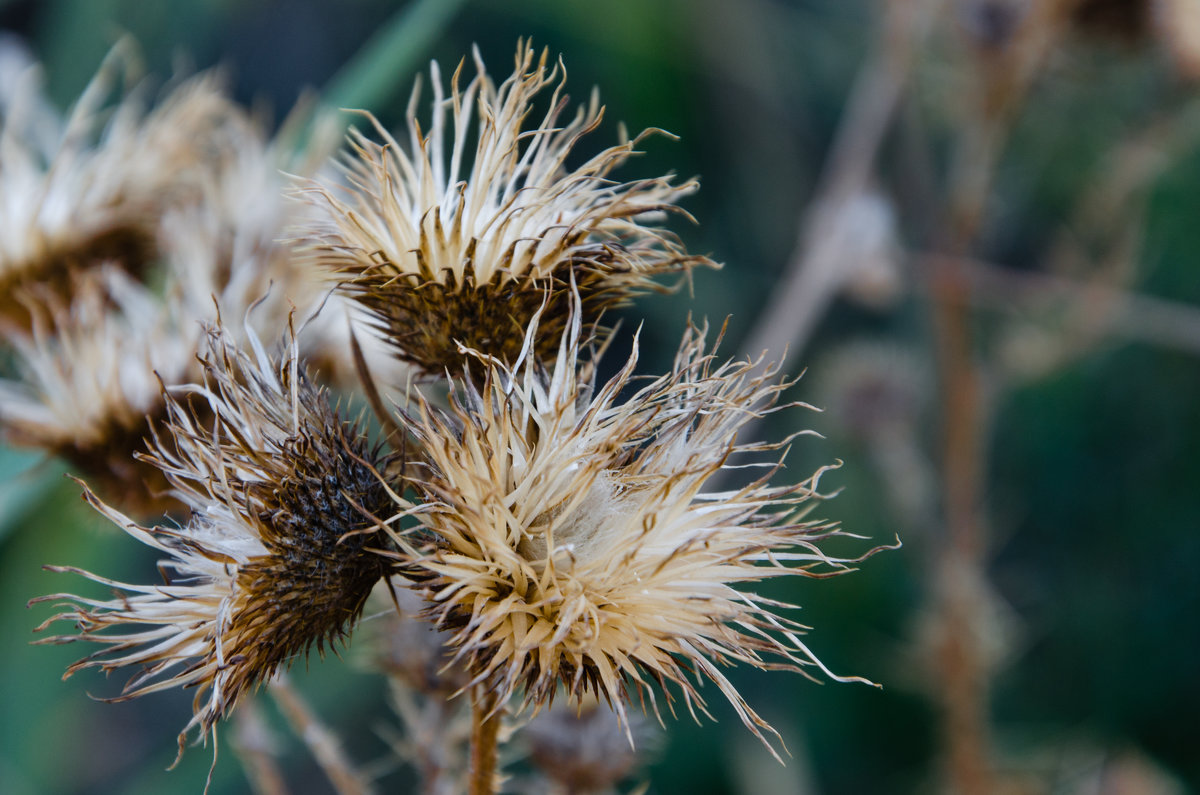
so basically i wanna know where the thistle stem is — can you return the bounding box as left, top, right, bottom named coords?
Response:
left=468, top=685, right=502, bottom=795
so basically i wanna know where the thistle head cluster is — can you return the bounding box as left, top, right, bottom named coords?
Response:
left=0, top=41, right=337, bottom=514
left=23, top=40, right=889, bottom=780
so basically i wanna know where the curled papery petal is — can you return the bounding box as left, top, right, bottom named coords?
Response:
left=297, top=40, right=714, bottom=375
left=390, top=306, right=894, bottom=757
left=32, top=323, right=397, bottom=757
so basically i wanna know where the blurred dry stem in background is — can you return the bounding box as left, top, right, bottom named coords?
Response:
left=740, top=0, right=937, bottom=380
left=232, top=700, right=287, bottom=795
left=727, top=0, right=1200, bottom=793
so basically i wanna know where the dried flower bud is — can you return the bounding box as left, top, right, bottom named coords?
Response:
left=298, top=41, right=713, bottom=376
left=816, top=341, right=928, bottom=443
left=389, top=304, right=893, bottom=757
left=374, top=582, right=471, bottom=696
left=526, top=697, right=653, bottom=793
left=32, top=323, right=396, bottom=758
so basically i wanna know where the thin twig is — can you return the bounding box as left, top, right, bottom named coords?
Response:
left=271, top=675, right=374, bottom=795
left=936, top=254, right=1200, bottom=358
left=739, top=0, right=941, bottom=374
left=233, top=699, right=289, bottom=795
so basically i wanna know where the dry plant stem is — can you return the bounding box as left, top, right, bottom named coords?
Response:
left=930, top=98, right=1006, bottom=795
left=946, top=255, right=1200, bottom=358
left=270, top=676, right=374, bottom=795
left=928, top=256, right=992, bottom=795
left=930, top=152, right=995, bottom=795
left=468, top=686, right=502, bottom=795
left=233, top=701, right=289, bottom=795
left=740, top=0, right=939, bottom=373
left=929, top=4, right=1081, bottom=792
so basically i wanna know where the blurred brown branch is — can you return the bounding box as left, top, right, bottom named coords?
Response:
left=271, top=676, right=374, bottom=795
left=944, top=254, right=1200, bottom=360
left=928, top=2, right=1085, bottom=793
left=234, top=700, right=289, bottom=795
left=740, top=0, right=941, bottom=373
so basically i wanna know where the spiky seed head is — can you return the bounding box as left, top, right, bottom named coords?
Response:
left=389, top=307, right=891, bottom=756
left=298, top=40, right=714, bottom=376
left=0, top=39, right=235, bottom=327
left=32, top=323, right=397, bottom=757
left=0, top=267, right=198, bottom=514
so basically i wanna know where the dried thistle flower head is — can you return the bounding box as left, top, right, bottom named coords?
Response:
left=299, top=40, right=713, bottom=375
left=0, top=38, right=233, bottom=326
left=525, top=695, right=654, bottom=794
left=32, top=323, right=396, bottom=757
left=0, top=96, right=336, bottom=515
left=159, top=94, right=343, bottom=335
left=390, top=306, right=890, bottom=755
left=0, top=267, right=197, bottom=514
left=0, top=222, right=308, bottom=518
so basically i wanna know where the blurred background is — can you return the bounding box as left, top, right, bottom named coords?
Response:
left=1, top=0, right=1198, bottom=793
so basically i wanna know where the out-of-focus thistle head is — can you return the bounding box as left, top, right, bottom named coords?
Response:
left=32, top=322, right=397, bottom=757
left=0, top=240, right=306, bottom=517
left=0, top=85, right=340, bottom=515
left=0, top=267, right=197, bottom=514
left=526, top=694, right=655, bottom=793
left=0, top=38, right=233, bottom=326
left=298, top=40, right=714, bottom=376
left=160, top=93, right=343, bottom=337
left=389, top=304, right=892, bottom=756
